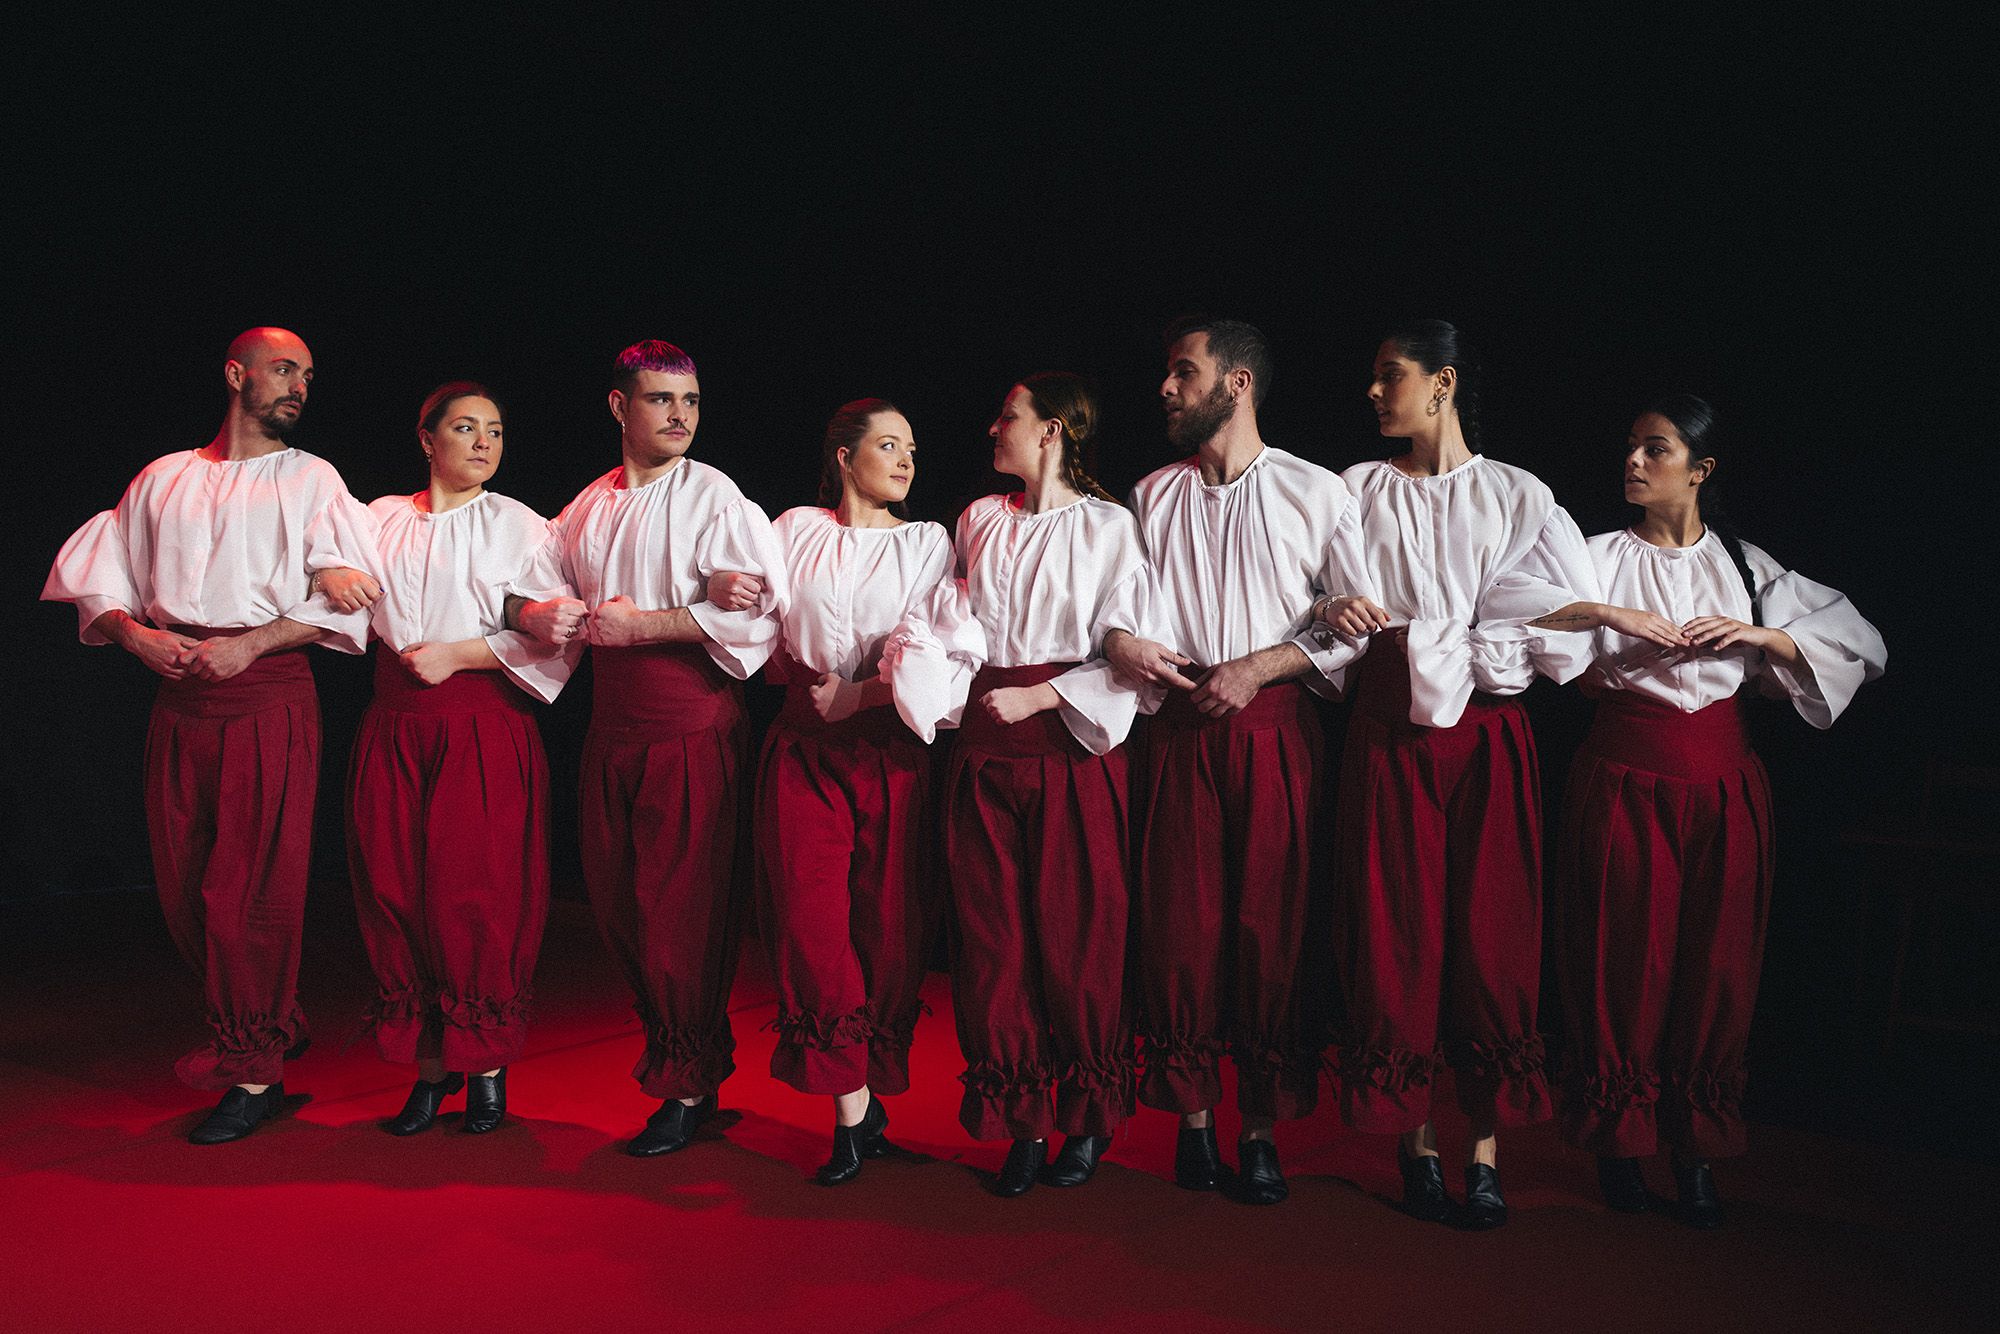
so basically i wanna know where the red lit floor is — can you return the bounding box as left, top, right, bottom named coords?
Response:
left=0, top=894, right=1988, bottom=1332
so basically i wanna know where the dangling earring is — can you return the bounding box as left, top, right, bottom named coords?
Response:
left=1425, top=393, right=1444, bottom=417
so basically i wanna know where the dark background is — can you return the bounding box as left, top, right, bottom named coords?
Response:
left=6, top=9, right=1992, bottom=1138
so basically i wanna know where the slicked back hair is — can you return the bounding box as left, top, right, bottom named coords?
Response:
left=1163, top=316, right=1273, bottom=408
left=418, top=380, right=500, bottom=435
left=613, top=340, right=698, bottom=394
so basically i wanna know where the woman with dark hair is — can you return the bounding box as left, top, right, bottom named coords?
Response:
left=742, top=398, right=977, bottom=1185
left=946, top=371, right=1149, bottom=1195
left=1554, top=395, right=1884, bottom=1226
left=313, top=382, right=576, bottom=1135
left=1317, top=321, right=1625, bottom=1228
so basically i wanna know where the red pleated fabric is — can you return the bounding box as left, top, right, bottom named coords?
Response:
left=944, top=663, right=1136, bottom=1141
left=1132, top=680, right=1324, bottom=1120
left=1332, top=638, right=1552, bottom=1134
left=144, top=636, right=318, bottom=1090
left=346, top=646, right=550, bottom=1072
left=578, top=643, right=746, bottom=1100
left=1555, top=688, right=1774, bottom=1159
left=754, top=665, right=935, bottom=1096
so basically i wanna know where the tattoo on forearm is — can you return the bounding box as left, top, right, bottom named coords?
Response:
left=1529, top=612, right=1592, bottom=628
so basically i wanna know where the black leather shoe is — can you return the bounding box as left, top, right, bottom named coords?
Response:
left=1175, top=1126, right=1223, bottom=1191
left=189, top=1083, right=286, bottom=1144
left=625, top=1093, right=719, bottom=1157
left=1041, top=1134, right=1111, bottom=1187
left=1460, top=1163, right=1508, bottom=1229
left=1397, top=1143, right=1451, bottom=1222
left=816, top=1094, right=890, bottom=1186
left=1598, top=1155, right=1651, bottom=1213
left=1674, top=1158, right=1724, bottom=1229
left=383, top=1074, right=465, bottom=1136
left=991, top=1138, right=1045, bottom=1196
left=1234, top=1139, right=1288, bottom=1205
left=462, top=1069, right=507, bottom=1134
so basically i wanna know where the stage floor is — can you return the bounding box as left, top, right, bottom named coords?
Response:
left=1, top=892, right=1988, bottom=1332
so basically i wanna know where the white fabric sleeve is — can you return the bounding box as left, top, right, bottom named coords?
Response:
left=1752, top=561, right=1887, bottom=729
left=882, top=572, right=985, bottom=743
left=687, top=496, right=787, bottom=679
left=503, top=501, right=578, bottom=601
left=486, top=522, right=583, bottom=703
left=43, top=507, right=142, bottom=644
left=1405, top=507, right=1601, bottom=727
left=1048, top=553, right=1152, bottom=755
left=1287, top=492, right=1371, bottom=698
left=285, top=492, right=379, bottom=654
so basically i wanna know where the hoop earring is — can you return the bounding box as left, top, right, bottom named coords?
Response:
left=1426, top=393, right=1444, bottom=417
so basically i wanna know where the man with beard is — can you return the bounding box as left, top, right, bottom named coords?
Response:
left=1105, top=317, right=1366, bottom=1203
left=42, top=327, right=372, bottom=1143
left=505, top=340, right=784, bottom=1156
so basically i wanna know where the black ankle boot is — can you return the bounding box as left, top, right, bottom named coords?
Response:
left=1175, top=1126, right=1223, bottom=1191
left=625, top=1093, right=719, bottom=1157
left=816, top=1095, right=890, bottom=1186
left=1598, top=1155, right=1651, bottom=1213
left=1674, top=1158, right=1724, bottom=1229
left=1461, top=1163, right=1508, bottom=1229
left=992, top=1138, right=1045, bottom=1196
left=1234, top=1139, right=1288, bottom=1205
left=1041, top=1133, right=1111, bottom=1187
left=383, top=1074, right=463, bottom=1137
left=1397, top=1143, right=1450, bottom=1223
left=462, top=1069, right=507, bottom=1134
left=190, top=1083, right=287, bottom=1144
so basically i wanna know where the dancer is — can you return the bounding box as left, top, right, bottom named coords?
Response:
left=948, top=372, right=1147, bottom=1196
left=1318, top=319, right=1601, bottom=1227
left=750, top=398, right=977, bottom=1184
left=314, top=382, right=577, bottom=1136
left=505, top=340, right=785, bottom=1156
left=1106, top=316, right=1364, bottom=1205
left=1554, top=394, right=1885, bottom=1226
left=41, top=328, right=370, bottom=1143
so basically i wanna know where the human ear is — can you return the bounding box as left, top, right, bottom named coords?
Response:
left=607, top=389, right=627, bottom=426
left=224, top=359, right=246, bottom=392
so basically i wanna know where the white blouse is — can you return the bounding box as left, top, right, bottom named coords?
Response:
left=1129, top=446, right=1366, bottom=698
left=1338, top=455, right=1600, bottom=728
left=1585, top=528, right=1886, bottom=728
left=770, top=507, right=981, bottom=743
left=956, top=493, right=1150, bottom=755
left=321, top=492, right=579, bottom=704
left=42, top=447, right=370, bottom=654
left=508, top=459, right=785, bottom=679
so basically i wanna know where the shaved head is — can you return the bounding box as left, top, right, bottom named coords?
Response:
left=226, top=326, right=309, bottom=367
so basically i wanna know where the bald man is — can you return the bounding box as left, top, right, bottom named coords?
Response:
left=43, top=328, right=371, bottom=1143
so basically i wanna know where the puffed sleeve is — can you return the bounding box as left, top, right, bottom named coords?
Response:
left=504, top=497, right=579, bottom=602
left=1287, top=489, right=1372, bottom=697
left=1405, top=506, right=1602, bottom=727
left=688, top=495, right=788, bottom=679
left=1048, top=519, right=1151, bottom=756
left=43, top=495, right=146, bottom=645
left=284, top=491, right=381, bottom=654
left=880, top=533, right=985, bottom=743
left=1745, top=545, right=1886, bottom=728
left=487, top=515, right=584, bottom=704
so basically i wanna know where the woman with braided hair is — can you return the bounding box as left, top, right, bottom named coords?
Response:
left=945, top=371, right=1150, bottom=1195
left=1553, top=394, right=1884, bottom=1227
